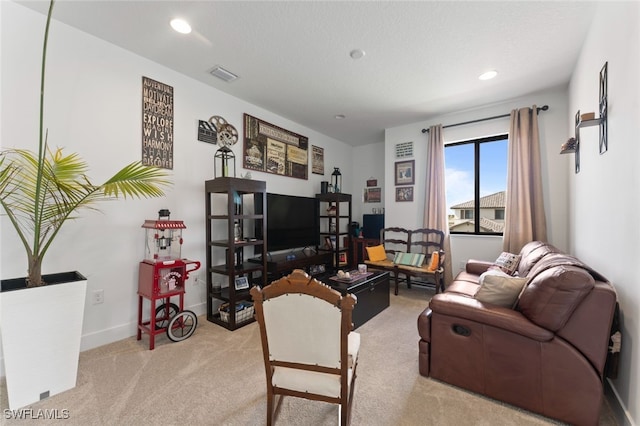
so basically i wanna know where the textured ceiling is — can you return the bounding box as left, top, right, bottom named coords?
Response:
left=15, top=1, right=597, bottom=146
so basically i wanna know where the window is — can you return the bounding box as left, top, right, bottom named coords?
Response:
left=445, top=134, right=508, bottom=235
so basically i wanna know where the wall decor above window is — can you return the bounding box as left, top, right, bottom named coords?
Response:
left=243, top=113, right=308, bottom=180
left=395, top=141, right=414, bottom=158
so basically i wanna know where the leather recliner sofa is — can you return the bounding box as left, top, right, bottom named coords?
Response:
left=417, top=241, right=617, bottom=426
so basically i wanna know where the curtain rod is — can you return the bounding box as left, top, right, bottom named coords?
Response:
left=421, top=105, right=549, bottom=133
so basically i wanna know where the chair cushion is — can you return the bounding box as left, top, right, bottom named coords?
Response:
left=427, top=251, right=440, bottom=271
left=366, top=245, right=387, bottom=262
left=271, top=331, right=359, bottom=398
left=272, top=366, right=348, bottom=398
left=474, top=269, right=528, bottom=308
left=393, top=252, right=425, bottom=266
left=365, top=258, right=395, bottom=269
left=445, top=279, right=480, bottom=297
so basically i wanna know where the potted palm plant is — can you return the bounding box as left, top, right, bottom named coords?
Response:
left=0, top=0, right=171, bottom=409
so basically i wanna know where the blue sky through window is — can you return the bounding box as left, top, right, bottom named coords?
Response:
left=444, top=137, right=508, bottom=215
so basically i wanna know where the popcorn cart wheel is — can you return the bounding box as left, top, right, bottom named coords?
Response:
left=155, top=303, right=179, bottom=329
left=166, top=310, right=198, bottom=342
left=154, top=303, right=197, bottom=342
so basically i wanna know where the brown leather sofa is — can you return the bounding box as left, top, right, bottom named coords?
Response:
left=417, top=241, right=617, bottom=426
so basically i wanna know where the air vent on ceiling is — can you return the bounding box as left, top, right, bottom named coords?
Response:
left=210, top=66, right=238, bottom=82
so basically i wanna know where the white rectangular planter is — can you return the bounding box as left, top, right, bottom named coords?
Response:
left=0, top=272, right=87, bottom=410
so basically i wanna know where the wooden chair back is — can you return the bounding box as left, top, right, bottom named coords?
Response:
left=250, top=269, right=359, bottom=425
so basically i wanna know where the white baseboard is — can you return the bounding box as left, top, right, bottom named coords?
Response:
left=605, top=378, right=636, bottom=426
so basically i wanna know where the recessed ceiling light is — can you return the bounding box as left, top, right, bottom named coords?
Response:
left=335, top=114, right=346, bottom=120
left=479, top=70, right=498, bottom=80
left=170, top=18, right=192, bottom=34
left=349, top=49, right=365, bottom=60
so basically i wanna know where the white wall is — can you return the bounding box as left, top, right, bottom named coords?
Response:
left=351, top=141, right=385, bottom=224
left=384, top=87, right=570, bottom=274
left=568, top=3, right=639, bottom=424
left=0, top=2, right=352, bottom=357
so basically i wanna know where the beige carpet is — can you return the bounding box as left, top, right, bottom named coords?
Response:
left=1, top=286, right=617, bottom=425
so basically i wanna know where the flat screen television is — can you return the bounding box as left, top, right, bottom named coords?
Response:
left=255, top=193, right=320, bottom=253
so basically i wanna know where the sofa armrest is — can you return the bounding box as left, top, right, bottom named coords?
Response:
left=465, top=259, right=493, bottom=275
left=429, top=293, right=554, bottom=342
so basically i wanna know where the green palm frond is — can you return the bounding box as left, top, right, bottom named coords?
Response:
left=103, top=162, right=172, bottom=199
left=0, top=146, right=171, bottom=286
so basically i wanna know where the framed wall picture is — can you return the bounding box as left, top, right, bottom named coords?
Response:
left=234, top=276, right=249, bottom=290
left=395, top=160, right=415, bottom=186
left=243, top=113, right=309, bottom=180
left=339, top=252, right=347, bottom=264
left=364, top=187, right=381, bottom=203
left=395, top=186, right=414, bottom=202
left=312, top=145, right=324, bottom=175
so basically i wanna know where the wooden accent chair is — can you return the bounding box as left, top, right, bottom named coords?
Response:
left=402, top=228, right=446, bottom=292
left=365, top=227, right=445, bottom=294
left=250, top=269, right=359, bottom=425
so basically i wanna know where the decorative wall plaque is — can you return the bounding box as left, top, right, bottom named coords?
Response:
left=395, top=141, right=413, bottom=158
left=142, top=76, right=174, bottom=169
left=312, top=145, right=324, bottom=175
left=243, top=113, right=308, bottom=180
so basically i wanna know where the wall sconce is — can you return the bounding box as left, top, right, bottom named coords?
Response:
left=331, top=167, right=342, bottom=193
left=561, top=62, right=608, bottom=173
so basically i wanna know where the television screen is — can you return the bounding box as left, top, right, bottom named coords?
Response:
left=255, top=193, right=319, bottom=252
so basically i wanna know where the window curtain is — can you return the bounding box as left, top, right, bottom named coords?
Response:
left=503, top=106, right=547, bottom=253
left=423, top=124, right=453, bottom=287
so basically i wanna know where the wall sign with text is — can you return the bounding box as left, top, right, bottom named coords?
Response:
left=142, top=76, right=174, bottom=169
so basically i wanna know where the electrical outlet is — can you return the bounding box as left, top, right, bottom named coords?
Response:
left=92, top=289, right=104, bottom=305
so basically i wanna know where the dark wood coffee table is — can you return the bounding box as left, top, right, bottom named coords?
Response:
left=327, top=271, right=390, bottom=328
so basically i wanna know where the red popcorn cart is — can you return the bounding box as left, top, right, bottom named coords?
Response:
left=137, top=209, right=201, bottom=349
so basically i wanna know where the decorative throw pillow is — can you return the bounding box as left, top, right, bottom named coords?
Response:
left=393, top=252, right=425, bottom=267
left=427, top=251, right=440, bottom=271
left=492, top=252, right=522, bottom=275
left=474, top=269, right=528, bottom=308
left=365, top=245, right=387, bottom=262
